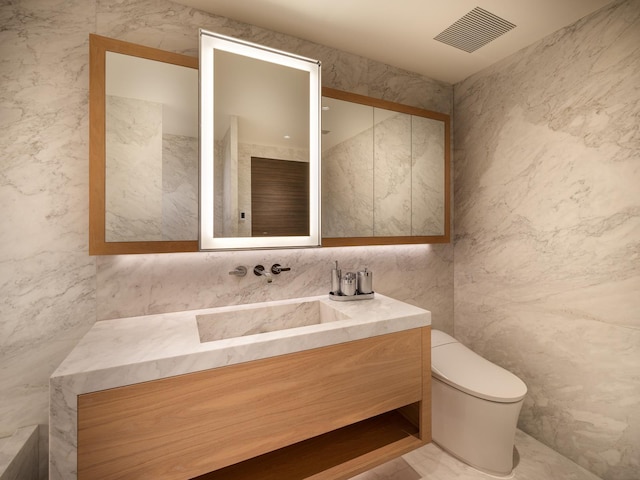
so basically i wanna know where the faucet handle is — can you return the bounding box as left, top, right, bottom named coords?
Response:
left=271, top=264, right=291, bottom=275
left=254, top=265, right=273, bottom=284
left=228, top=266, right=247, bottom=277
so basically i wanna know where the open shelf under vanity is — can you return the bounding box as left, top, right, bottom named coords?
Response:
left=192, top=409, right=422, bottom=480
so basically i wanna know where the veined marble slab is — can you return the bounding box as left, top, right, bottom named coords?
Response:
left=0, top=426, right=38, bottom=480
left=49, top=293, right=430, bottom=480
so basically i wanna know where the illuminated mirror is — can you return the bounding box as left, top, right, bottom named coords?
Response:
left=199, top=30, right=321, bottom=250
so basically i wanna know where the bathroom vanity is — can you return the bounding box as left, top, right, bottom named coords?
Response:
left=50, top=294, right=431, bottom=480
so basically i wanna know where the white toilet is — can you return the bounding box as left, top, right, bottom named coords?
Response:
left=431, top=329, right=527, bottom=476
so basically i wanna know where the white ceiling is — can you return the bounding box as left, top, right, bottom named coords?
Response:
left=173, top=0, right=613, bottom=84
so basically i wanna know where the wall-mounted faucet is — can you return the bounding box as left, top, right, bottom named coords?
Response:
left=270, top=264, right=291, bottom=275
left=228, top=266, right=247, bottom=277
left=253, top=265, right=273, bottom=283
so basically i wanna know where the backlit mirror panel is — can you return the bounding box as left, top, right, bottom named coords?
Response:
left=199, top=30, right=321, bottom=250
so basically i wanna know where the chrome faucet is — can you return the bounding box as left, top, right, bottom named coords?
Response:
left=271, top=264, right=291, bottom=275
left=228, top=266, right=247, bottom=277
left=253, top=265, right=273, bottom=283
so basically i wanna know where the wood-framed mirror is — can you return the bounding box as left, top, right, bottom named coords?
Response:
left=89, top=34, right=199, bottom=255
left=321, top=87, right=451, bottom=247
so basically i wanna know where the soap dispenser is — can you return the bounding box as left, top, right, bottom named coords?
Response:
left=340, top=272, right=357, bottom=296
left=357, top=268, right=373, bottom=294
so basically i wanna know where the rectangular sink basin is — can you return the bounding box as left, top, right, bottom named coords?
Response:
left=196, top=300, right=351, bottom=343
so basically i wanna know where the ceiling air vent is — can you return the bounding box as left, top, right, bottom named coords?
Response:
left=434, top=7, right=516, bottom=53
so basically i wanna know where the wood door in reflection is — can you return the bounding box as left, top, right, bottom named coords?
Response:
left=251, top=157, right=309, bottom=237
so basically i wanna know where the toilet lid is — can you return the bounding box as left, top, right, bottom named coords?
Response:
left=432, top=341, right=527, bottom=403
left=432, top=329, right=459, bottom=348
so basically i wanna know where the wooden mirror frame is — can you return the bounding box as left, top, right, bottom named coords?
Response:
left=321, top=87, right=451, bottom=247
left=89, top=34, right=199, bottom=255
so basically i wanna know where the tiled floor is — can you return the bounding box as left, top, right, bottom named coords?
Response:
left=350, top=430, right=601, bottom=480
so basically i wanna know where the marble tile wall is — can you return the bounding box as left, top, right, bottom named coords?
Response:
left=322, top=127, right=375, bottom=238
left=105, top=97, right=198, bottom=242
left=1, top=0, right=453, bottom=477
left=105, top=95, right=163, bottom=241
left=374, top=112, right=412, bottom=236
left=323, top=112, right=445, bottom=238
left=453, top=1, right=640, bottom=479
left=0, top=1, right=98, bottom=478
left=161, top=133, right=198, bottom=241
left=412, top=117, right=445, bottom=236
left=213, top=139, right=224, bottom=237
left=221, top=116, right=238, bottom=237
left=0, top=426, right=39, bottom=480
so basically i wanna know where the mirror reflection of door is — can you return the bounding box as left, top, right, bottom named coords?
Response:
left=251, top=157, right=309, bottom=237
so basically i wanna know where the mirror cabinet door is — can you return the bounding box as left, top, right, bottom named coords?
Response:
left=199, top=30, right=321, bottom=250
left=89, top=34, right=199, bottom=255
left=321, top=98, right=374, bottom=238
left=321, top=87, right=450, bottom=246
left=373, top=107, right=412, bottom=237
left=411, top=115, right=446, bottom=236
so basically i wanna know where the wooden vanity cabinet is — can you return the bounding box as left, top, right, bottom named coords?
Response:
left=78, top=327, right=431, bottom=480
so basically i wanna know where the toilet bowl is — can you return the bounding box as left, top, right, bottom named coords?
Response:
left=431, top=330, right=527, bottom=477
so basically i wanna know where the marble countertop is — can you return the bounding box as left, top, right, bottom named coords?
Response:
left=52, top=293, right=431, bottom=395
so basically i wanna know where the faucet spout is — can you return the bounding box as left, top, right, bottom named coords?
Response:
left=228, top=266, right=247, bottom=277
left=253, top=265, right=273, bottom=283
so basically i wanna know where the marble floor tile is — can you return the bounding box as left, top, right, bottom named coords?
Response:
left=351, top=457, right=422, bottom=480
left=351, top=430, right=601, bottom=480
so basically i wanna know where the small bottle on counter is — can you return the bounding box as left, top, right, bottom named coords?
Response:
left=331, top=260, right=341, bottom=295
